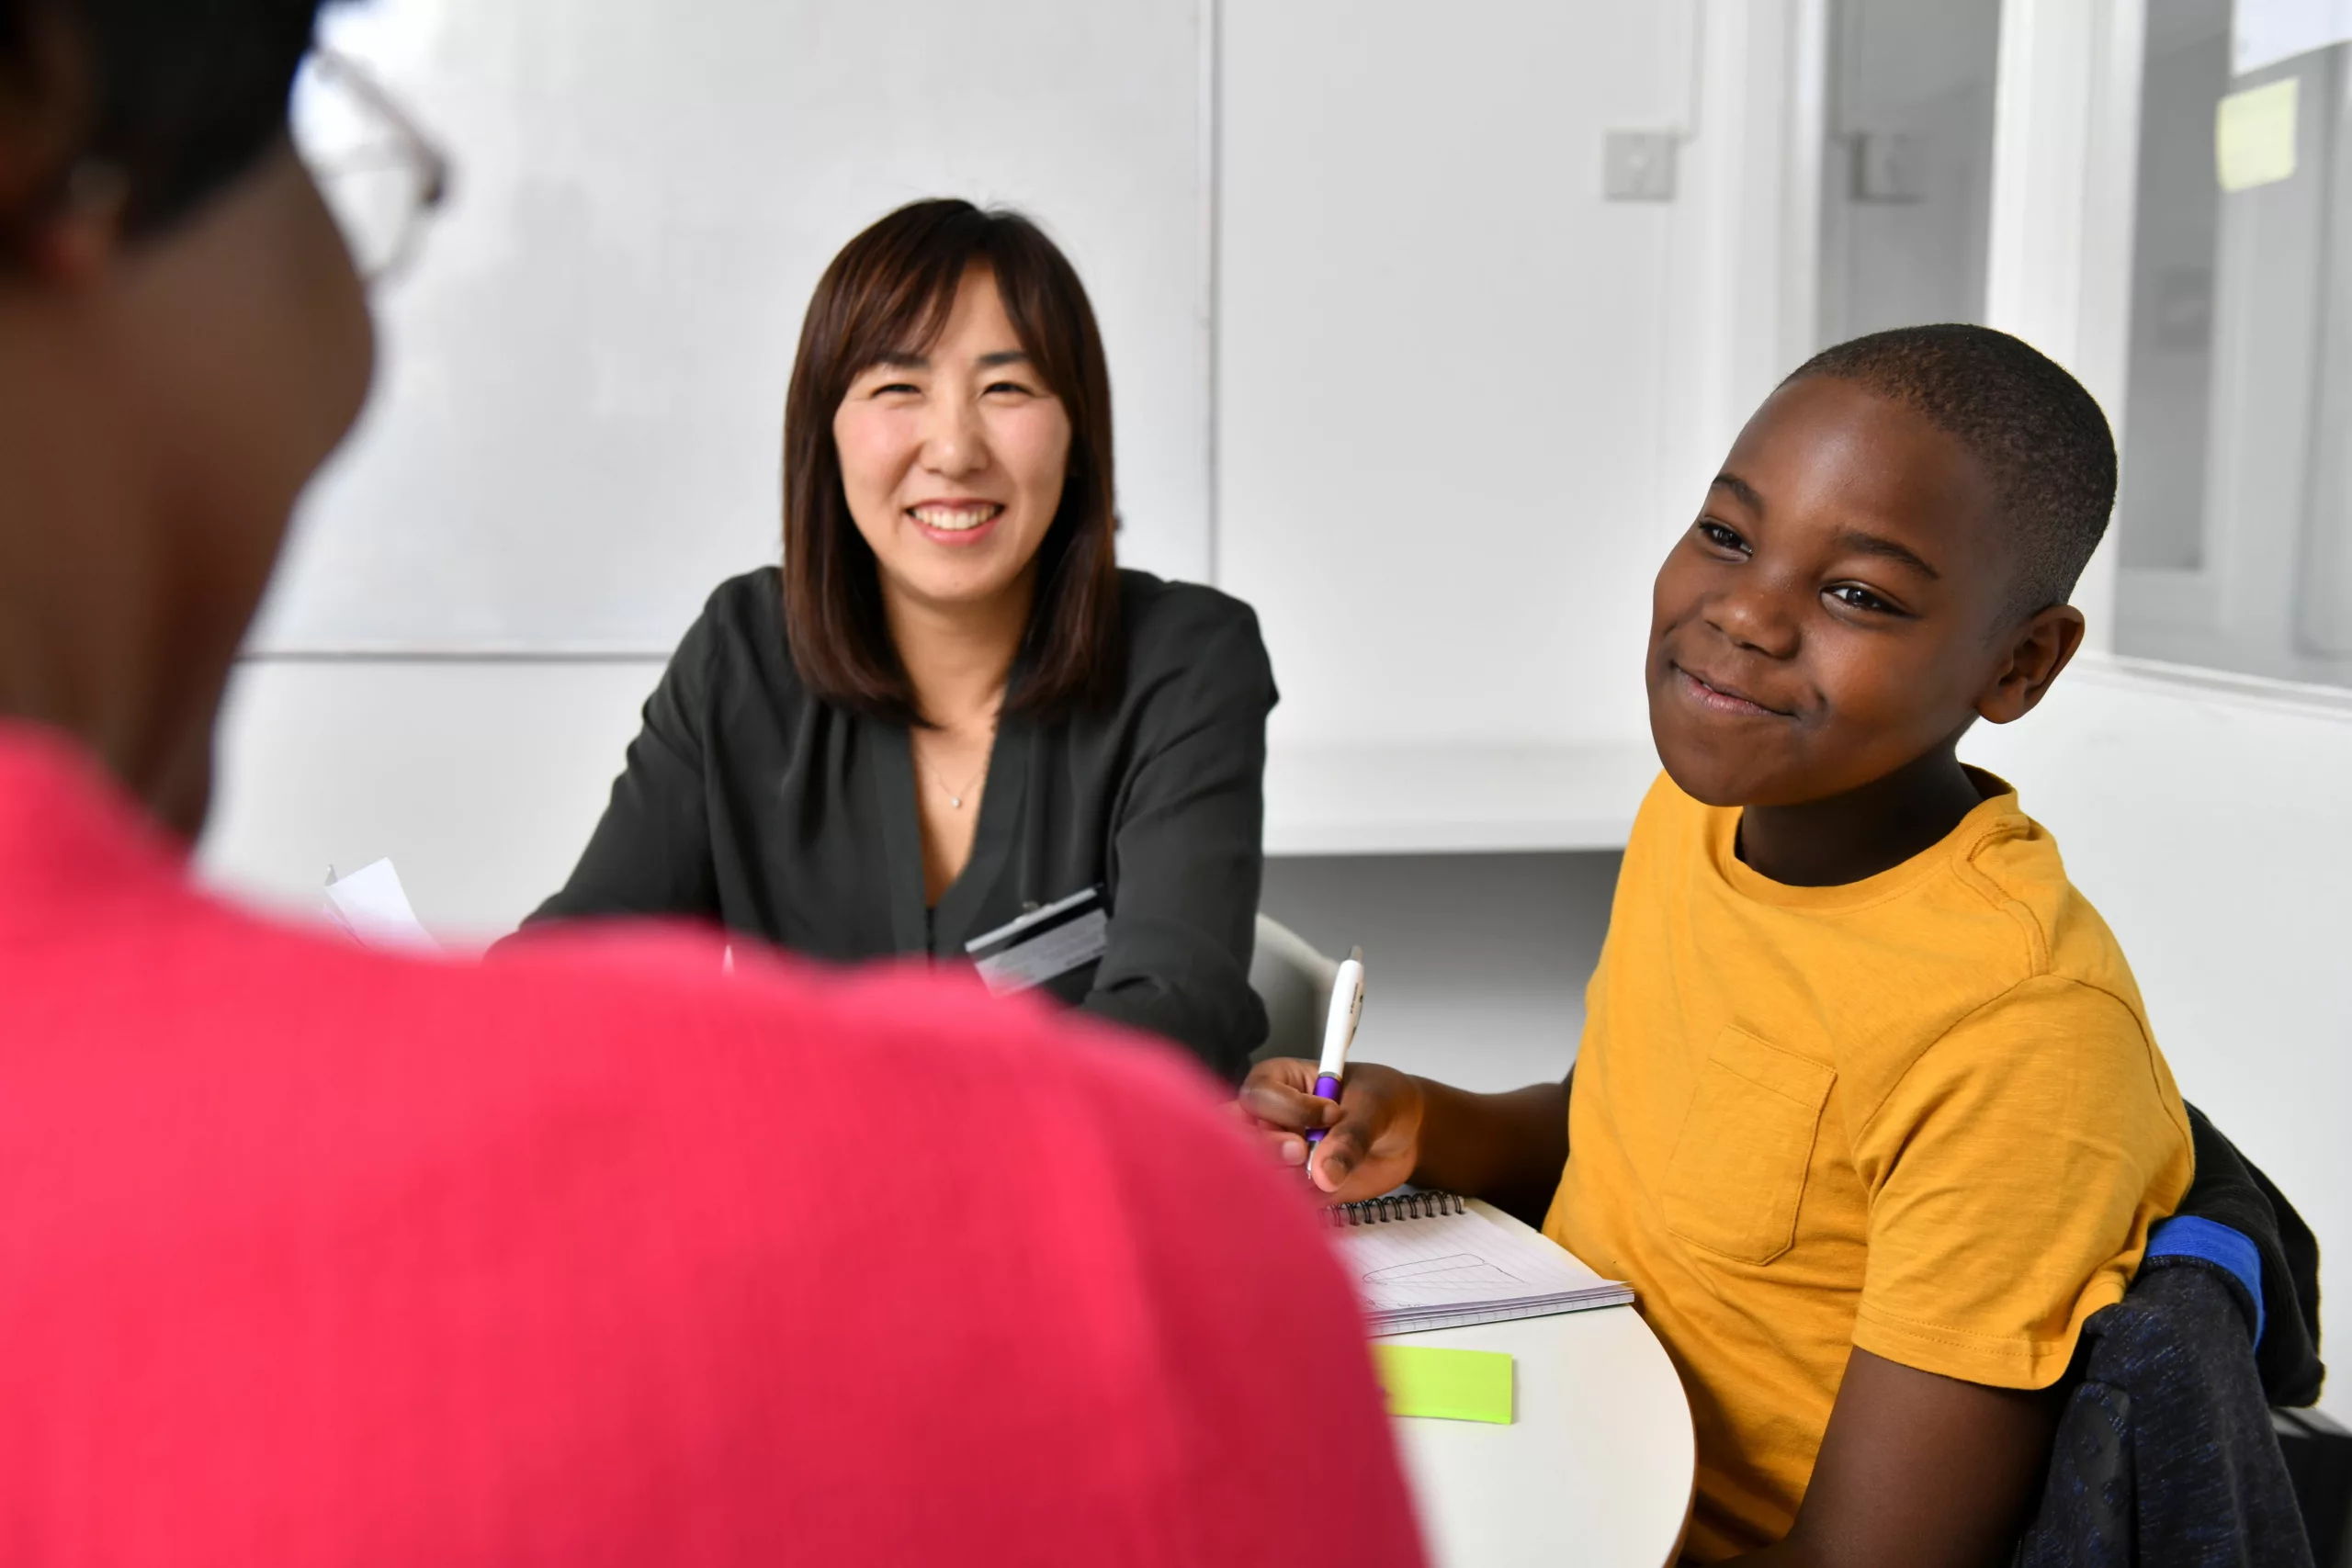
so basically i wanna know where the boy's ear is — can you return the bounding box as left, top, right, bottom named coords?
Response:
left=0, top=16, right=123, bottom=287
left=1975, top=604, right=2086, bottom=726
left=22, top=164, right=128, bottom=283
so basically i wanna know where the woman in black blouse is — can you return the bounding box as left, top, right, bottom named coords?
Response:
left=523, top=199, right=1274, bottom=1079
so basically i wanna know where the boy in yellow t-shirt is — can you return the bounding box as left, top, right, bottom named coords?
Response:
left=1243, top=324, right=2194, bottom=1564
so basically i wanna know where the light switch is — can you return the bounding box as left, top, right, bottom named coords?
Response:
left=1603, top=131, right=1678, bottom=201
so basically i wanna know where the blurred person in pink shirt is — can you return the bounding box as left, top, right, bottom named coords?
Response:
left=0, top=2, right=1422, bottom=1562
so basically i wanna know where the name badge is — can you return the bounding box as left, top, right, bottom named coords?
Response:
left=966, top=886, right=1109, bottom=997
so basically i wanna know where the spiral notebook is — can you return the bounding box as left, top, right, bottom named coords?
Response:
left=1326, top=1191, right=1634, bottom=1337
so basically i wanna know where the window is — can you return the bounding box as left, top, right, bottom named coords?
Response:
left=2114, top=3, right=2352, bottom=688
left=1816, top=0, right=2003, bottom=345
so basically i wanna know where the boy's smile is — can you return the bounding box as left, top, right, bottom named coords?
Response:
left=1668, top=663, right=1796, bottom=719
left=1645, top=375, right=2078, bottom=836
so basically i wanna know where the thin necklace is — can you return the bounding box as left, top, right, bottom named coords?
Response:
left=915, top=739, right=990, bottom=810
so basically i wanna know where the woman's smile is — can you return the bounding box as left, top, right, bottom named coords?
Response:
left=907, top=499, right=1005, bottom=544
left=832, top=265, right=1071, bottom=611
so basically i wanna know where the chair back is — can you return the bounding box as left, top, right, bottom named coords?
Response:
left=1248, top=915, right=1340, bottom=1066
left=2013, top=1219, right=2316, bottom=1567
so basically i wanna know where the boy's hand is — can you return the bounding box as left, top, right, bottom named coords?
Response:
left=1236, top=1058, right=1425, bottom=1201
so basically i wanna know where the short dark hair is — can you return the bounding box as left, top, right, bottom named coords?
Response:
left=1783, top=323, right=2117, bottom=625
left=781, top=198, right=1120, bottom=725
left=0, top=0, right=322, bottom=250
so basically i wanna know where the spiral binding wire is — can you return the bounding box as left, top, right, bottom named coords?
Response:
left=1322, top=1190, right=1467, bottom=1227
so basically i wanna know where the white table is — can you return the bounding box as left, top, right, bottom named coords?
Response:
left=1385, top=1203, right=1694, bottom=1568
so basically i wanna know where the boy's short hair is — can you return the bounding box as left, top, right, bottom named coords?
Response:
left=0, top=0, right=322, bottom=248
left=1784, top=323, right=2117, bottom=626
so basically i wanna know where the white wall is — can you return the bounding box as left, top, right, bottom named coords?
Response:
left=261, top=0, right=1214, bottom=653
left=206, top=659, right=657, bottom=941
left=1216, top=0, right=1703, bottom=750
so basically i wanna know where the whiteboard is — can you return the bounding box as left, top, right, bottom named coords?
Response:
left=253, top=0, right=1210, bottom=653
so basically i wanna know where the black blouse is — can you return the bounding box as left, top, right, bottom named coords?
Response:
left=523, top=567, right=1276, bottom=1080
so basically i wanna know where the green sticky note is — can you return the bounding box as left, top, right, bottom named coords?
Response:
left=1374, top=1345, right=1514, bottom=1425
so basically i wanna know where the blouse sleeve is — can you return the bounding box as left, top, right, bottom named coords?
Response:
left=518, top=601, right=724, bottom=931
left=1080, top=609, right=1276, bottom=1083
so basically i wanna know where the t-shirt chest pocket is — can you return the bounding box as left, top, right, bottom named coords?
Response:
left=1659, top=1027, right=1836, bottom=1266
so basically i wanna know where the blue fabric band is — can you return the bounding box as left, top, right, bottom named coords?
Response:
left=2147, top=1214, right=2264, bottom=1347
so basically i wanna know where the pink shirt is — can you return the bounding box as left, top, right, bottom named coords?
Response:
left=0, top=728, right=1421, bottom=1566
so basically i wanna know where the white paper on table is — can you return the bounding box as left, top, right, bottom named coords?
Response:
left=322, top=859, right=439, bottom=954
left=2234, top=0, right=2352, bottom=76
left=1342, top=1208, right=1616, bottom=1314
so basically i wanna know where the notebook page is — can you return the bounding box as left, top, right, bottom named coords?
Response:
left=1338, top=1208, right=1615, bottom=1314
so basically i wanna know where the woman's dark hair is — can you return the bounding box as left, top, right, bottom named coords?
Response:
left=782, top=197, right=1121, bottom=724
left=0, top=0, right=323, bottom=247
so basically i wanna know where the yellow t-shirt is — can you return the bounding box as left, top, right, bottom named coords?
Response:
left=1544, top=773, right=2192, bottom=1561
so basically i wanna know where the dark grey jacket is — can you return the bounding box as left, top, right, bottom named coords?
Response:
left=524, top=567, right=1275, bottom=1081
left=2014, top=1107, right=2326, bottom=1568
left=2015, top=1263, right=2315, bottom=1568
